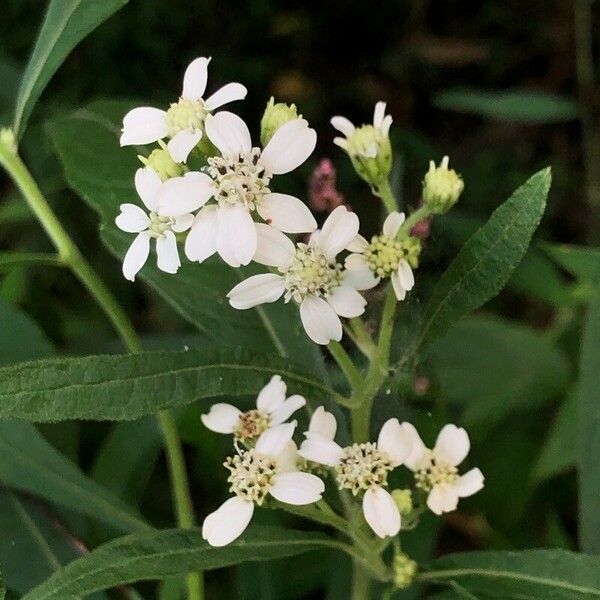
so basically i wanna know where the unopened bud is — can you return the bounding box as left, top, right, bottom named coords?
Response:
left=391, top=489, right=413, bottom=516
left=422, top=156, right=464, bottom=214
left=393, top=552, right=418, bottom=589
left=346, top=125, right=392, bottom=187
left=139, top=141, right=185, bottom=181
left=260, top=97, right=300, bottom=145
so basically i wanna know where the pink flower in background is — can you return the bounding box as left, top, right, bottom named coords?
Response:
left=309, top=159, right=346, bottom=213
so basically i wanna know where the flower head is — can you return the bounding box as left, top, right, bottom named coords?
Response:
left=202, top=421, right=325, bottom=546
left=158, top=111, right=318, bottom=268
left=345, top=211, right=420, bottom=301
left=226, top=206, right=366, bottom=345
left=403, top=423, right=484, bottom=515
left=115, top=168, right=194, bottom=281
left=120, top=57, right=247, bottom=164
left=201, top=375, right=306, bottom=443
left=331, top=102, right=393, bottom=186
left=422, top=156, right=464, bottom=214
left=299, top=412, right=414, bottom=538
left=260, top=97, right=301, bottom=145
left=138, top=141, right=186, bottom=181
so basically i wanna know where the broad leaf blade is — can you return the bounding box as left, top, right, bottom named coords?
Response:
left=415, top=168, right=550, bottom=354
left=22, top=527, right=337, bottom=600
left=422, top=549, right=600, bottom=598
left=578, top=291, right=600, bottom=553
left=0, top=349, right=343, bottom=422
left=13, top=0, right=128, bottom=136
left=0, top=420, right=148, bottom=533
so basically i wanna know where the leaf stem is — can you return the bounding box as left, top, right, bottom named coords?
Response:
left=0, top=137, right=203, bottom=600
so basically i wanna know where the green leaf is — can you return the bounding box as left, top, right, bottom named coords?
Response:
left=578, top=290, right=600, bottom=553
left=0, top=420, right=148, bottom=533
left=543, top=243, right=600, bottom=284
left=421, top=549, right=600, bottom=598
left=22, top=527, right=339, bottom=600
left=534, top=391, right=577, bottom=481
left=0, top=299, right=54, bottom=366
left=428, top=315, right=570, bottom=426
left=0, top=349, right=344, bottom=422
left=47, top=100, right=326, bottom=375
left=408, top=168, right=550, bottom=358
left=434, top=88, right=578, bottom=123
left=13, top=0, right=128, bottom=136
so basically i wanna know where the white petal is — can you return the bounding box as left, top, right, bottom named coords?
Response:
left=373, top=101, right=387, bottom=129
left=391, top=270, right=407, bottom=301
left=120, top=107, right=168, bottom=146
left=202, top=497, right=254, bottom=547
left=185, top=205, right=218, bottom=263
left=205, top=111, right=252, bottom=155
left=158, top=171, right=214, bottom=216
left=173, top=213, right=194, bottom=233
left=257, top=193, right=317, bottom=234
left=427, top=486, right=459, bottom=516
left=256, top=421, right=297, bottom=458
left=204, top=82, right=248, bottom=110
left=253, top=223, right=295, bottom=268
left=115, top=204, right=150, bottom=233
left=277, top=440, right=300, bottom=473
left=135, top=167, right=162, bottom=212
left=308, top=406, right=337, bottom=439
left=362, top=488, right=401, bottom=538
left=434, top=424, right=470, bottom=467
left=330, top=116, right=355, bottom=137
left=182, top=57, right=209, bottom=100
left=260, top=119, right=316, bottom=175
left=299, top=432, right=344, bottom=466
left=317, top=206, right=360, bottom=258
left=382, top=211, right=405, bottom=238
left=201, top=403, right=242, bottom=433
left=270, top=395, right=306, bottom=426
left=156, top=230, right=180, bottom=274
left=269, top=472, right=324, bottom=505
left=333, top=137, right=349, bottom=150
left=326, top=285, right=366, bottom=318
left=342, top=265, right=380, bottom=291
left=122, top=232, right=151, bottom=282
left=299, top=296, right=343, bottom=345
left=401, top=422, right=429, bottom=471
left=216, top=205, right=257, bottom=267
left=227, top=274, right=285, bottom=310
left=377, top=418, right=412, bottom=467
left=167, top=129, right=203, bottom=163
left=455, top=468, right=484, bottom=498
left=346, top=235, right=369, bottom=253
left=256, top=375, right=287, bottom=413
left=398, top=260, right=415, bottom=290
left=381, top=115, right=393, bottom=136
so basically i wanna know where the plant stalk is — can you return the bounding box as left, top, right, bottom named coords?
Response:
left=0, top=138, right=203, bottom=600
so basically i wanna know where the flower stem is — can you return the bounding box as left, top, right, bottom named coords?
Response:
left=349, top=317, right=376, bottom=358
left=374, top=179, right=397, bottom=214
left=0, top=137, right=203, bottom=600
left=327, top=340, right=363, bottom=393
left=351, top=562, right=372, bottom=600
left=398, top=205, right=430, bottom=239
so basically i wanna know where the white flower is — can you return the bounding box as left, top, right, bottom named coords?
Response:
left=115, top=168, right=194, bottom=281
left=331, top=101, right=392, bottom=159
left=403, top=423, right=484, bottom=516
left=299, top=414, right=413, bottom=538
left=201, top=375, right=306, bottom=441
left=202, top=421, right=325, bottom=547
left=345, top=211, right=417, bottom=301
left=307, top=406, right=337, bottom=440
left=158, top=111, right=318, bottom=268
left=226, top=206, right=366, bottom=345
left=120, top=57, right=247, bottom=164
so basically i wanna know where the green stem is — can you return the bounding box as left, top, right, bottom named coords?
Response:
left=351, top=562, right=372, bottom=600
left=398, top=206, right=430, bottom=239
left=349, top=317, right=376, bottom=358
left=374, top=180, right=397, bottom=214
left=0, top=251, right=65, bottom=271
left=327, top=340, right=363, bottom=393
left=0, top=137, right=203, bottom=600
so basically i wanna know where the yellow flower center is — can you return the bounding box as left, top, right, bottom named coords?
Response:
left=165, top=98, right=208, bottom=137
left=414, top=450, right=459, bottom=492
left=335, top=442, right=393, bottom=495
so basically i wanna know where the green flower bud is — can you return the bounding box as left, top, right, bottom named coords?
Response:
left=260, top=97, right=301, bottom=145
left=393, top=552, right=418, bottom=589
left=391, top=489, right=413, bottom=516
left=0, top=128, right=17, bottom=153
left=346, top=125, right=392, bottom=187
left=139, top=141, right=185, bottom=181
left=422, top=156, right=464, bottom=214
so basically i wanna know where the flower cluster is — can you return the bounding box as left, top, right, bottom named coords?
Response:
left=116, top=57, right=464, bottom=344
left=200, top=381, right=484, bottom=546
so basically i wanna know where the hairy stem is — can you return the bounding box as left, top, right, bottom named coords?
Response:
left=0, top=138, right=203, bottom=600
left=375, top=179, right=397, bottom=213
